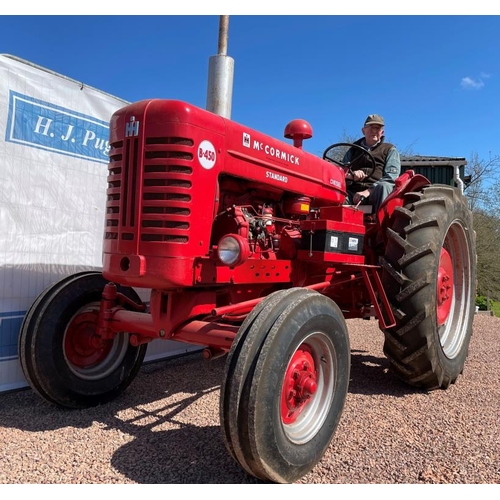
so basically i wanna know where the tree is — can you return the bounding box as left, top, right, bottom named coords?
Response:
left=463, top=152, right=500, bottom=211
left=472, top=209, right=500, bottom=300
left=463, top=153, right=500, bottom=300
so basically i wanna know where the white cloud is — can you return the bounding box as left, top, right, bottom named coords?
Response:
left=461, top=75, right=487, bottom=90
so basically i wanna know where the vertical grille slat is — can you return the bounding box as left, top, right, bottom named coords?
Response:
left=130, top=139, right=139, bottom=227
left=121, top=140, right=130, bottom=227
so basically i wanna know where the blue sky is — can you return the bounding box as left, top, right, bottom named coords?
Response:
left=1, top=7, right=500, bottom=163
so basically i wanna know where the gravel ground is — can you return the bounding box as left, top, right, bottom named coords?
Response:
left=0, top=314, right=499, bottom=484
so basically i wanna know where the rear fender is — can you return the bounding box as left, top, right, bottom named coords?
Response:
left=377, top=170, right=431, bottom=227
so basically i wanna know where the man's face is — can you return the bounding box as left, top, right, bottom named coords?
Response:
left=362, top=124, right=384, bottom=147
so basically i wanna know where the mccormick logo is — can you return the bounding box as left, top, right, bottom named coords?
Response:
left=252, top=140, right=300, bottom=165
left=5, top=90, right=112, bottom=164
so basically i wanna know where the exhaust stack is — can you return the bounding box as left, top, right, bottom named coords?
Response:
left=206, top=15, right=234, bottom=119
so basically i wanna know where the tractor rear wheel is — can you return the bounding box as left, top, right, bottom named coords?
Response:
left=380, top=185, right=476, bottom=390
left=220, top=288, right=350, bottom=483
left=18, top=271, right=147, bottom=408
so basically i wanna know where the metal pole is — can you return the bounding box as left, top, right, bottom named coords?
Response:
left=218, top=15, right=229, bottom=55
left=206, top=15, right=234, bottom=119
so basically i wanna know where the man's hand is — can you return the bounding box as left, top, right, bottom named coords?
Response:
left=353, top=189, right=371, bottom=204
left=351, top=170, right=367, bottom=182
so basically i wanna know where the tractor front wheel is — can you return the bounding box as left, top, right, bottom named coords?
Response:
left=220, top=288, right=350, bottom=483
left=18, top=271, right=147, bottom=408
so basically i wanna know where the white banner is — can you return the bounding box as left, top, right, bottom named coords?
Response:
left=0, top=54, right=197, bottom=393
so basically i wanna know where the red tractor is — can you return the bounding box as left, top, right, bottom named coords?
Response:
left=19, top=99, right=477, bottom=483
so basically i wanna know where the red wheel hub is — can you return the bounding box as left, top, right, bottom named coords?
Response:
left=437, top=248, right=454, bottom=326
left=281, top=345, right=317, bottom=424
left=64, top=309, right=112, bottom=368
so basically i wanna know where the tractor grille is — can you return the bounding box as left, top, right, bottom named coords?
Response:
left=105, top=136, right=194, bottom=244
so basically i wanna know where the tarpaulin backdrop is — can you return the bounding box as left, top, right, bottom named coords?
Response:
left=0, top=54, right=198, bottom=393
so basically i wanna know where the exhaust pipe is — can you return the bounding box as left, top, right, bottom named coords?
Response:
left=206, top=15, right=234, bottom=119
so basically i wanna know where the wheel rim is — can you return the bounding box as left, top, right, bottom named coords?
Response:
left=438, top=221, right=473, bottom=358
left=280, top=331, right=336, bottom=445
left=64, top=302, right=129, bottom=380
left=281, top=345, right=318, bottom=425
left=437, top=248, right=454, bottom=326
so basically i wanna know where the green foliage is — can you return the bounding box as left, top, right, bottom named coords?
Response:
left=476, top=295, right=500, bottom=317
left=466, top=153, right=500, bottom=302
left=475, top=295, right=488, bottom=310
left=472, top=210, right=500, bottom=300
left=491, top=301, right=500, bottom=317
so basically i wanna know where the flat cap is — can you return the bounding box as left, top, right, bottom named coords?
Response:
left=364, top=114, right=384, bottom=127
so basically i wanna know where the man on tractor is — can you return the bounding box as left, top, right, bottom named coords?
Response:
left=343, top=114, right=401, bottom=212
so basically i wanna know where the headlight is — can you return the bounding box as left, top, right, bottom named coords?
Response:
left=217, top=234, right=249, bottom=267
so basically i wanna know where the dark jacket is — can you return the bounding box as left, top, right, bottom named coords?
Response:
left=345, top=137, right=395, bottom=193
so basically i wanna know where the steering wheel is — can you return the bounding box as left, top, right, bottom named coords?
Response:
left=322, top=142, right=377, bottom=186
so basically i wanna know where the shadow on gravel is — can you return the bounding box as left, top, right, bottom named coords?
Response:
left=347, top=349, right=421, bottom=397
left=0, top=351, right=265, bottom=483
left=110, top=424, right=263, bottom=483
left=0, top=344, right=420, bottom=483
left=0, top=352, right=221, bottom=432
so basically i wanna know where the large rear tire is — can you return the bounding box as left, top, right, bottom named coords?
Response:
left=220, top=288, right=350, bottom=483
left=380, top=185, right=476, bottom=390
left=18, top=271, right=147, bottom=408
